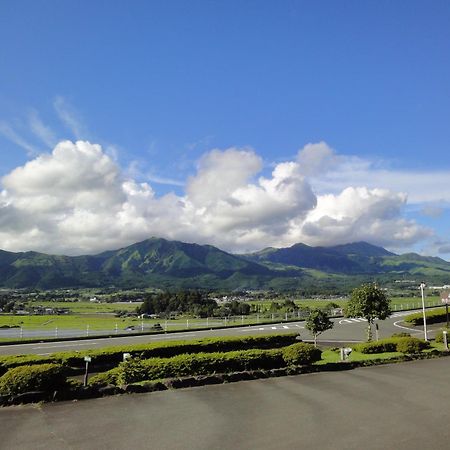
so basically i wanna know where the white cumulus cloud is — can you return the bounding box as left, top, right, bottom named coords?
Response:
left=0, top=140, right=432, bottom=255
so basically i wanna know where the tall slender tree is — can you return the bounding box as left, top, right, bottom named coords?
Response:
left=346, top=283, right=391, bottom=341
left=305, top=309, right=334, bottom=347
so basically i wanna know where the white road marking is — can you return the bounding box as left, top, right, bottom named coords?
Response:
left=32, top=342, right=96, bottom=349
left=393, top=320, right=422, bottom=334
left=271, top=327, right=277, bottom=330
left=282, top=326, right=289, bottom=329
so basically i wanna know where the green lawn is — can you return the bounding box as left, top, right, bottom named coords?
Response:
left=249, top=296, right=441, bottom=312
left=317, top=349, right=401, bottom=364
left=318, top=341, right=446, bottom=365
left=25, top=300, right=140, bottom=313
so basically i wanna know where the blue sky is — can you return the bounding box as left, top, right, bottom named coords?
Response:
left=0, top=0, right=450, bottom=257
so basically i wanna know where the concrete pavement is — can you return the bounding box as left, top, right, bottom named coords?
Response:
left=1, top=357, right=449, bottom=449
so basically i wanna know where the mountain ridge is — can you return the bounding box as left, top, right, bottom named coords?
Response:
left=0, top=238, right=449, bottom=290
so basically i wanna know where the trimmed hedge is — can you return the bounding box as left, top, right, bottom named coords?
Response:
left=0, top=363, right=67, bottom=395
left=117, top=349, right=285, bottom=384
left=354, top=337, right=430, bottom=354
left=115, top=343, right=321, bottom=385
left=0, top=333, right=300, bottom=372
left=0, top=355, right=59, bottom=376
left=404, top=308, right=449, bottom=326
left=282, top=343, right=322, bottom=366
left=88, top=368, right=121, bottom=387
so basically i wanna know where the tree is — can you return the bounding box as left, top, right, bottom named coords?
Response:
left=346, top=283, right=391, bottom=341
left=305, top=309, right=334, bottom=347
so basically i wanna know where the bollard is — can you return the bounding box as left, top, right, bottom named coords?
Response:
left=444, top=331, right=448, bottom=351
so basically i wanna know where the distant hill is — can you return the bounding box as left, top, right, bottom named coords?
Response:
left=244, top=241, right=395, bottom=274
left=0, top=238, right=298, bottom=290
left=0, top=238, right=449, bottom=291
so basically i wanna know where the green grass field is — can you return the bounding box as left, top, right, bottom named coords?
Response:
left=25, top=300, right=140, bottom=313
left=249, top=296, right=441, bottom=311
left=0, top=295, right=440, bottom=340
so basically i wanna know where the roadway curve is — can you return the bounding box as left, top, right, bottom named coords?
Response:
left=0, top=309, right=431, bottom=356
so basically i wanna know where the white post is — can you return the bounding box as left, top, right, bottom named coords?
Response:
left=186, top=319, right=189, bottom=329
left=86, top=324, right=89, bottom=337
left=285, top=312, right=288, bottom=321
left=165, top=319, right=168, bottom=331
left=420, top=282, right=428, bottom=341
left=443, top=331, right=448, bottom=351
left=115, top=323, right=118, bottom=334
left=241, top=315, right=244, bottom=325
left=206, top=317, right=209, bottom=327
left=20, top=327, right=23, bottom=339
left=141, top=320, right=144, bottom=332
left=55, top=326, right=58, bottom=338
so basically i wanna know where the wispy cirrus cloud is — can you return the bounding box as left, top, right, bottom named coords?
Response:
left=300, top=142, right=450, bottom=205
left=53, top=96, right=89, bottom=140
left=0, top=121, right=38, bottom=156
left=28, top=110, right=57, bottom=148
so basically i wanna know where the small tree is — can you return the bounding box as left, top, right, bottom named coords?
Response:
left=305, top=309, right=334, bottom=347
left=346, top=283, right=391, bottom=342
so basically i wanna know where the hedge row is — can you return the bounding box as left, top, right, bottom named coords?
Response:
left=112, top=343, right=321, bottom=385
left=0, top=363, right=68, bottom=395
left=354, top=337, right=430, bottom=354
left=0, top=333, right=300, bottom=373
left=404, top=308, right=449, bottom=326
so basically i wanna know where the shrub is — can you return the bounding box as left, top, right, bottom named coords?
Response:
left=0, top=363, right=67, bottom=395
left=49, top=333, right=299, bottom=368
left=354, top=337, right=430, bottom=354
left=435, top=329, right=450, bottom=343
left=0, top=355, right=57, bottom=376
left=282, top=343, right=322, bottom=366
left=395, top=337, right=430, bottom=354
left=88, top=368, right=121, bottom=387
left=116, top=349, right=286, bottom=385
left=353, top=340, right=397, bottom=354
left=404, top=309, right=449, bottom=326
left=391, top=332, right=411, bottom=338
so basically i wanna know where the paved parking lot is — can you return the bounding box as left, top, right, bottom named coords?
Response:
left=1, top=357, right=450, bottom=449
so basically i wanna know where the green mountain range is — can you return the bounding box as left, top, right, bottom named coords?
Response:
left=0, top=238, right=449, bottom=291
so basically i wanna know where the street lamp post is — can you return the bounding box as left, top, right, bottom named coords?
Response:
left=420, top=282, right=428, bottom=341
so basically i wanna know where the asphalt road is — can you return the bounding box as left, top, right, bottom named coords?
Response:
left=0, top=310, right=431, bottom=356
left=1, top=357, right=449, bottom=450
